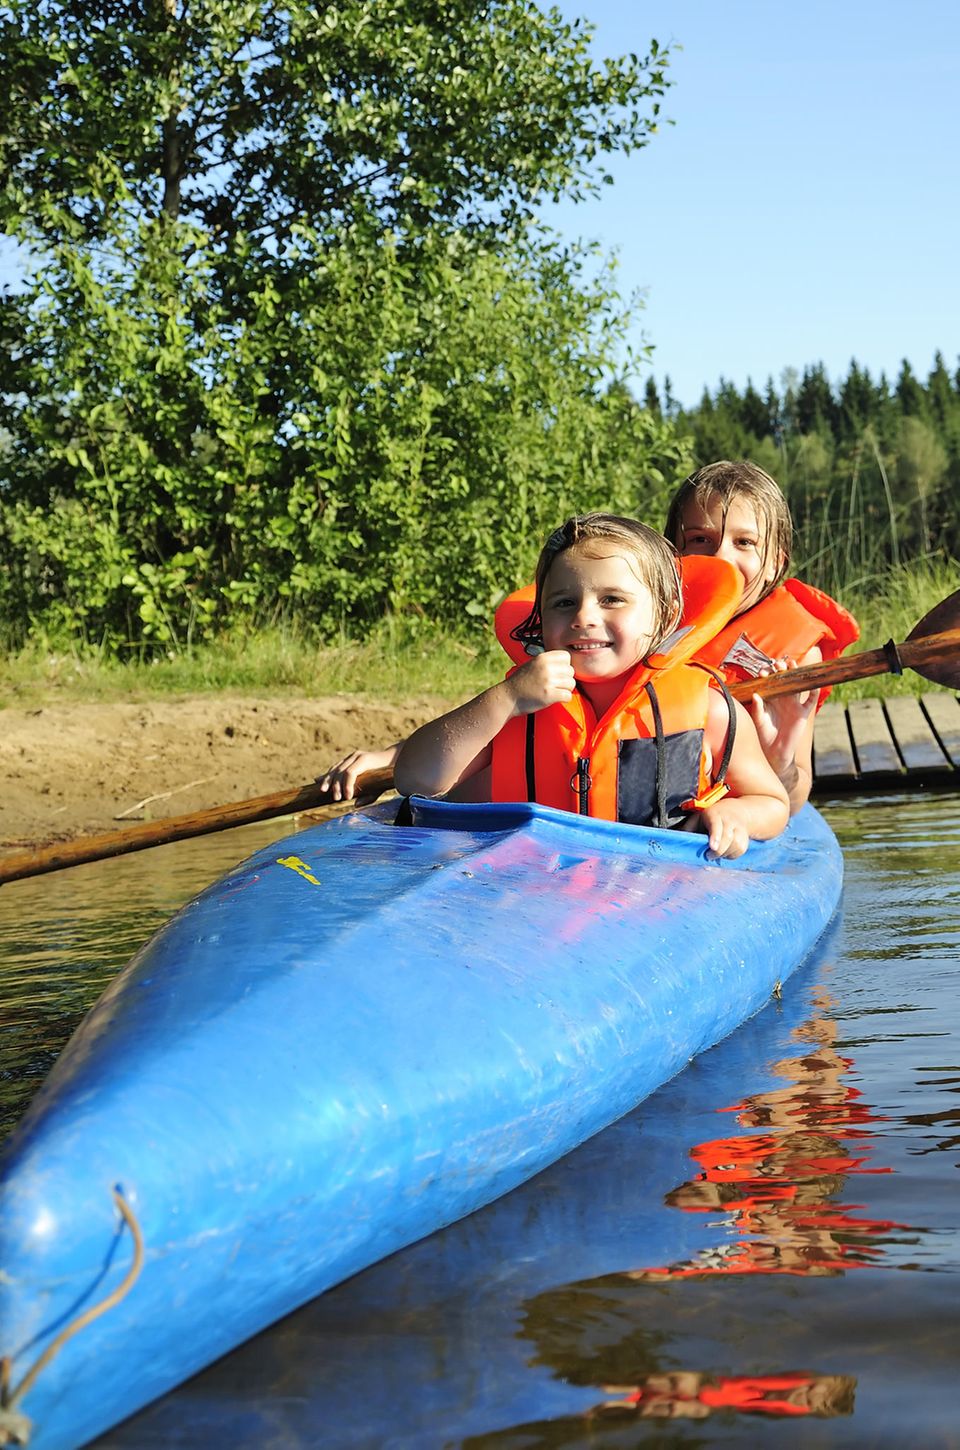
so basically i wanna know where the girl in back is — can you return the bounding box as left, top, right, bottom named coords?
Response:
left=666, top=461, right=858, bottom=813
left=394, top=514, right=788, bottom=859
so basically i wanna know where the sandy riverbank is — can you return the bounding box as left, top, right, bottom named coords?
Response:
left=0, top=694, right=449, bottom=849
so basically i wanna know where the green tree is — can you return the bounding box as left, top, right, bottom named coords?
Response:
left=1, top=0, right=670, bottom=249
left=738, top=379, right=770, bottom=440
left=837, top=359, right=879, bottom=440
left=778, top=367, right=798, bottom=425
left=925, top=352, right=960, bottom=476
left=794, top=363, right=837, bottom=437
left=895, top=360, right=927, bottom=419
left=0, top=0, right=679, bottom=647
left=684, top=379, right=750, bottom=462
left=669, top=353, right=960, bottom=584
left=926, top=352, right=956, bottom=428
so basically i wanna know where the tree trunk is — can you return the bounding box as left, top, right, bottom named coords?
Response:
left=161, top=0, right=180, bottom=219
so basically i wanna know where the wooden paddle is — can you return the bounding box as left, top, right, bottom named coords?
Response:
left=0, top=768, right=395, bottom=885
left=3, top=591, right=958, bottom=885
left=728, top=611, right=960, bottom=703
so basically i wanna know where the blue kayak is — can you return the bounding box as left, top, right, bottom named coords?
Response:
left=0, top=798, right=842, bottom=1449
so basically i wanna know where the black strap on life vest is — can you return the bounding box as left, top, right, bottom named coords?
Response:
left=641, top=682, right=669, bottom=829
left=692, top=664, right=737, bottom=787
left=525, top=714, right=537, bottom=800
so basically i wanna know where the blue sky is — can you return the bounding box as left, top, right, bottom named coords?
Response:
left=546, top=0, right=960, bottom=407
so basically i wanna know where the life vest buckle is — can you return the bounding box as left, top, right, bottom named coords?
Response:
left=683, top=781, right=729, bottom=811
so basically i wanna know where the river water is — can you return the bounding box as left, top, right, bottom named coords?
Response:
left=2, top=792, right=959, bottom=1447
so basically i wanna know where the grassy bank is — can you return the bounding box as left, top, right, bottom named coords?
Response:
left=1, top=559, right=955, bottom=711
left=0, top=620, right=503, bottom=710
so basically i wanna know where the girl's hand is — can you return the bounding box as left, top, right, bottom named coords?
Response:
left=749, top=656, right=816, bottom=774
left=316, top=743, right=401, bottom=803
left=506, top=650, right=576, bottom=715
left=700, top=800, right=752, bottom=860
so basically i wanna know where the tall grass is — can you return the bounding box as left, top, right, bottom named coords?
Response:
left=0, top=618, right=504, bottom=710
left=791, top=450, right=959, bottom=700
left=826, top=555, right=959, bottom=701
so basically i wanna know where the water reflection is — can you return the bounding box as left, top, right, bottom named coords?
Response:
left=463, top=1361, right=857, bottom=1445
left=593, top=1370, right=856, bottom=1421
left=630, top=987, right=919, bottom=1281
left=904, top=1069, right=960, bottom=1156
left=512, top=1283, right=858, bottom=1426
left=458, top=991, right=893, bottom=1443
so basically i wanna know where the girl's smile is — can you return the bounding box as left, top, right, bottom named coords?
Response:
left=541, top=545, right=658, bottom=680
left=678, top=493, right=781, bottom=615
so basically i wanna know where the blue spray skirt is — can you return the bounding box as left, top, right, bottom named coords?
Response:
left=0, top=799, right=842, bottom=1449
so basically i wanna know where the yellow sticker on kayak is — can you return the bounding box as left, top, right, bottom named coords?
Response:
left=277, top=855, right=321, bottom=886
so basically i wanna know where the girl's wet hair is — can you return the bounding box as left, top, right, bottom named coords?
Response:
left=665, top=460, right=792, bottom=600
left=511, top=513, right=681, bottom=657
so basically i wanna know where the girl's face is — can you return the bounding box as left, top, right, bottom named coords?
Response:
left=541, top=544, right=658, bottom=679
left=677, top=492, right=780, bottom=616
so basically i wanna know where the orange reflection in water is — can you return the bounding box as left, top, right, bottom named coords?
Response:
left=635, top=986, right=913, bottom=1280
left=475, top=985, right=883, bottom=1444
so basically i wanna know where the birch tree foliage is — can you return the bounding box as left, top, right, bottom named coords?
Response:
left=0, top=1, right=685, bottom=647
left=2, top=0, right=669, bottom=242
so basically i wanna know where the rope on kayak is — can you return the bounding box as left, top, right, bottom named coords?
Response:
left=0, top=1188, right=143, bottom=1447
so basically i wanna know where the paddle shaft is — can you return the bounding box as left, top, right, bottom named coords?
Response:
left=727, top=625, right=960, bottom=703
left=0, top=768, right=395, bottom=884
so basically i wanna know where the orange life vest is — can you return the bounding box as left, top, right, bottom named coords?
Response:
left=490, top=556, right=743, bottom=826
left=694, top=580, right=859, bottom=707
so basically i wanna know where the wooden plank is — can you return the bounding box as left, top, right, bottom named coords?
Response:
left=883, top=696, right=953, bottom=774
left=920, top=693, right=960, bottom=767
left=812, top=701, right=858, bottom=781
left=846, top=697, right=902, bottom=778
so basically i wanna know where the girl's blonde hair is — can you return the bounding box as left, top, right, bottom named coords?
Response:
left=511, top=513, right=681, bottom=656
left=665, top=460, right=792, bottom=599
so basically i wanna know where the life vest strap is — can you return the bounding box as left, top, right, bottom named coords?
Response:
left=692, top=664, right=737, bottom=788
left=642, top=681, right=669, bottom=829
left=524, top=713, right=536, bottom=800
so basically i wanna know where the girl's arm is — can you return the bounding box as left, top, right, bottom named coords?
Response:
left=394, top=651, right=576, bottom=798
left=747, top=644, right=821, bottom=815
left=700, top=693, right=789, bottom=859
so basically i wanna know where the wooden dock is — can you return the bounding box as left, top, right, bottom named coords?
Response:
left=813, top=691, right=960, bottom=792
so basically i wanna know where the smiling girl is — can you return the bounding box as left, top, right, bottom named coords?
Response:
left=394, top=515, right=788, bottom=859
left=665, top=461, right=859, bottom=813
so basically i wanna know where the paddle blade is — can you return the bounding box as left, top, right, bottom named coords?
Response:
left=906, top=588, right=960, bottom=686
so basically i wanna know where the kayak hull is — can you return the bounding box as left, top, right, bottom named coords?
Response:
left=0, top=799, right=842, bottom=1448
